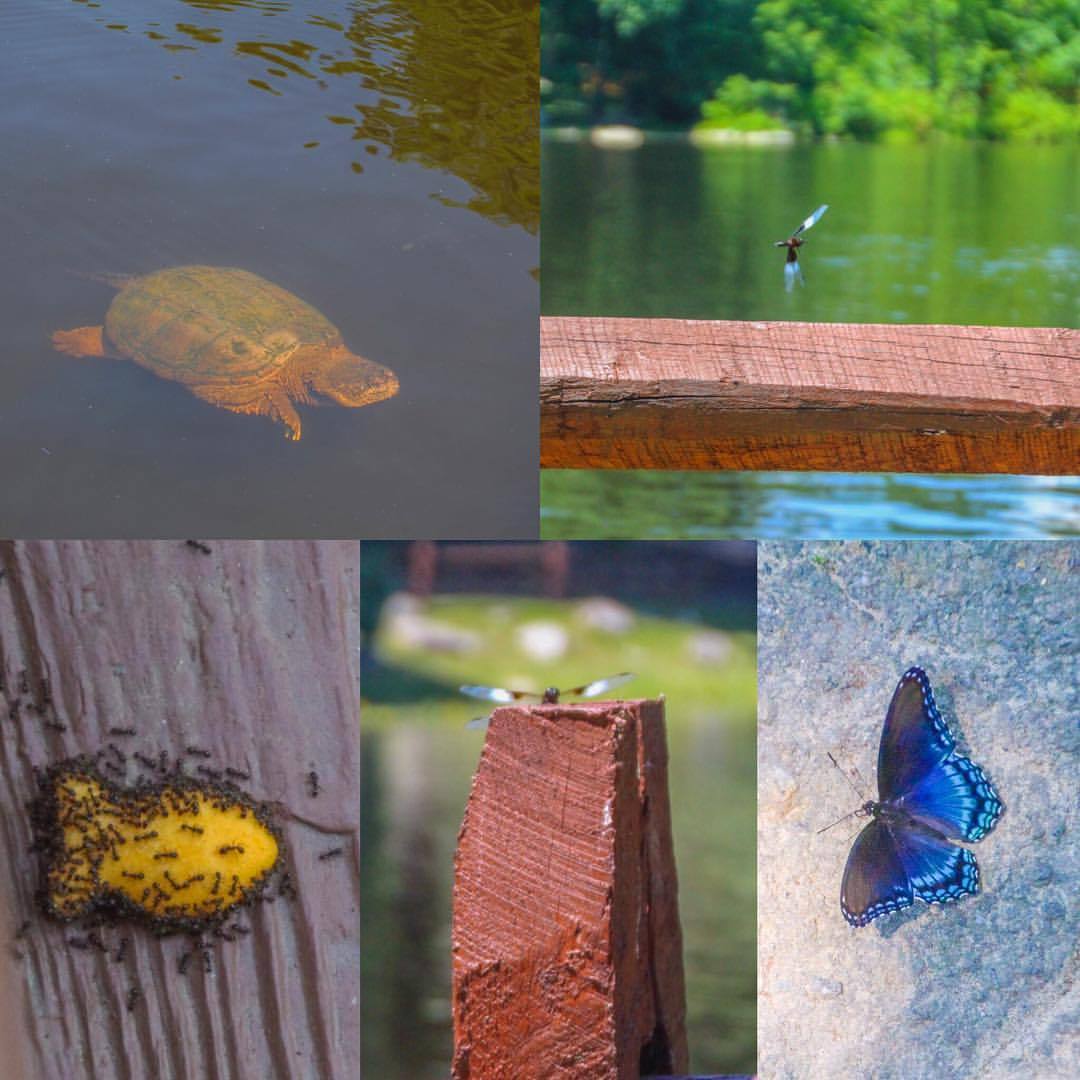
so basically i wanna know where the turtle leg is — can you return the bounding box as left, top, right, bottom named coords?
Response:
left=255, top=387, right=303, bottom=441
left=189, top=383, right=303, bottom=440
left=52, top=326, right=107, bottom=358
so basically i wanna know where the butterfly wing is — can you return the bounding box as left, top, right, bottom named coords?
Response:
left=879, top=668, right=1004, bottom=841
left=840, top=817, right=913, bottom=927
left=889, top=818, right=980, bottom=907
left=877, top=667, right=955, bottom=801
left=895, top=753, right=1003, bottom=842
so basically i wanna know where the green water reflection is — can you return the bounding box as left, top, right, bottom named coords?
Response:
left=361, top=592, right=757, bottom=1077
left=542, top=138, right=1078, bottom=324
left=70, top=0, right=539, bottom=230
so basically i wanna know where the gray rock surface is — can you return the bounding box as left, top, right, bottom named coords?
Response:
left=758, top=541, right=1078, bottom=1080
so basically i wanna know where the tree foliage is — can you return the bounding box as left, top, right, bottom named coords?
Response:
left=542, top=0, right=1079, bottom=139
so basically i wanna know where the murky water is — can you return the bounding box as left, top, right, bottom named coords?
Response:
left=541, top=137, right=1079, bottom=539
left=1, top=0, right=538, bottom=537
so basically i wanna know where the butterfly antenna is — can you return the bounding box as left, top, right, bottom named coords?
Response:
left=827, top=751, right=865, bottom=800
left=816, top=809, right=860, bottom=835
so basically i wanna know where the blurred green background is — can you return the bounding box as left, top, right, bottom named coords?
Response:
left=360, top=541, right=757, bottom=1077
left=542, top=0, right=1078, bottom=140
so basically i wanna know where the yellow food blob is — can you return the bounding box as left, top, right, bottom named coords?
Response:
left=46, top=770, right=279, bottom=923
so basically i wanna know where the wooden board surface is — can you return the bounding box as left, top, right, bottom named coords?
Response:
left=452, top=699, right=687, bottom=1080
left=540, top=317, right=1080, bottom=472
left=0, top=540, right=360, bottom=1080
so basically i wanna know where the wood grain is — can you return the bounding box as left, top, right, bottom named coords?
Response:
left=540, top=317, right=1080, bottom=472
left=0, top=541, right=360, bottom=1080
left=452, top=699, right=688, bottom=1080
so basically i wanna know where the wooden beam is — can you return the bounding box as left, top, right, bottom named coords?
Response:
left=541, top=317, right=1079, bottom=472
left=452, top=699, right=688, bottom=1080
left=0, top=541, right=360, bottom=1080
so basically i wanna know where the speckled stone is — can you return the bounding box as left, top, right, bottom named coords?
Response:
left=758, top=541, right=1078, bottom=1080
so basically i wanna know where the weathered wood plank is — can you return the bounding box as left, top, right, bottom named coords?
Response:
left=540, top=317, right=1080, bottom=472
left=0, top=541, right=360, bottom=1080
left=452, top=699, right=688, bottom=1080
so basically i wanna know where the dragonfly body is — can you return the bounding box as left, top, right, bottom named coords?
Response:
left=775, top=204, right=828, bottom=292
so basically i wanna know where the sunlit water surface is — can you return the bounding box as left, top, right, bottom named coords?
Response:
left=1, top=0, right=537, bottom=537
left=542, top=472, right=1080, bottom=540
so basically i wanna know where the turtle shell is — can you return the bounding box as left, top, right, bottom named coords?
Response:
left=104, top=266, right=343, bottom=384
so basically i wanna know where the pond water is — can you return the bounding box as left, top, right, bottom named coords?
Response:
left=542, top=136, right=1079, bottom=539
left=542, top=471, right=1080, bottom=540
left=1, top=0, right=538, bottom=538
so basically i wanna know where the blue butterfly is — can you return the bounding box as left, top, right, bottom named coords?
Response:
left=840, top=667, right=1004, bottom=927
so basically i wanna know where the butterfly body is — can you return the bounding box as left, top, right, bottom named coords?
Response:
left=839, top=667, right=1002, bottom=928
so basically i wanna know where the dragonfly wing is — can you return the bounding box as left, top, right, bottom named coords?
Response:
left=576, top=672, right=636, bottom=698
left=784, top=261, right=800, bottom=292
left=465, top=715, right=491, bottom=731
left=792, top=204, right=828, bottom=237
left=459, top=685, right=519, bottom=703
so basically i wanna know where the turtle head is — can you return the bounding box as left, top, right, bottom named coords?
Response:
left=310, top=345, right=400, bottom=408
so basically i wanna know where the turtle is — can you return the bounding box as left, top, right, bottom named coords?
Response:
left=52, top=265, right=399, bottom=440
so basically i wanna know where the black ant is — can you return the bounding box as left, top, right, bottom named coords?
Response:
left=318, top=847, right=344, bottom=861
left=184, top=540, right=212, bottom=555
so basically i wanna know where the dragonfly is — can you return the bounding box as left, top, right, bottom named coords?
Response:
left=774, top=204, right=828, bottom=292
left=460, top=673, right=636, bottom=729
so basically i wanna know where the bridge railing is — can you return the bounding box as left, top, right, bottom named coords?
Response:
left=540, top=317, right=1079, bottom=473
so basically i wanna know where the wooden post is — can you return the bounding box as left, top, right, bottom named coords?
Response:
left=540, top=316, right=1079, bottom=473
left=0, top=540, right=360, bottom=1080
left=452, top=699, right=688, bottom=1080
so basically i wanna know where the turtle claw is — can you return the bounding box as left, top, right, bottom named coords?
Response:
left=52, top=325, right=106, bottom=358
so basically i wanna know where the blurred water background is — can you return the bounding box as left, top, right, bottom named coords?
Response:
left=360, top=540, right=758, bottom=1077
